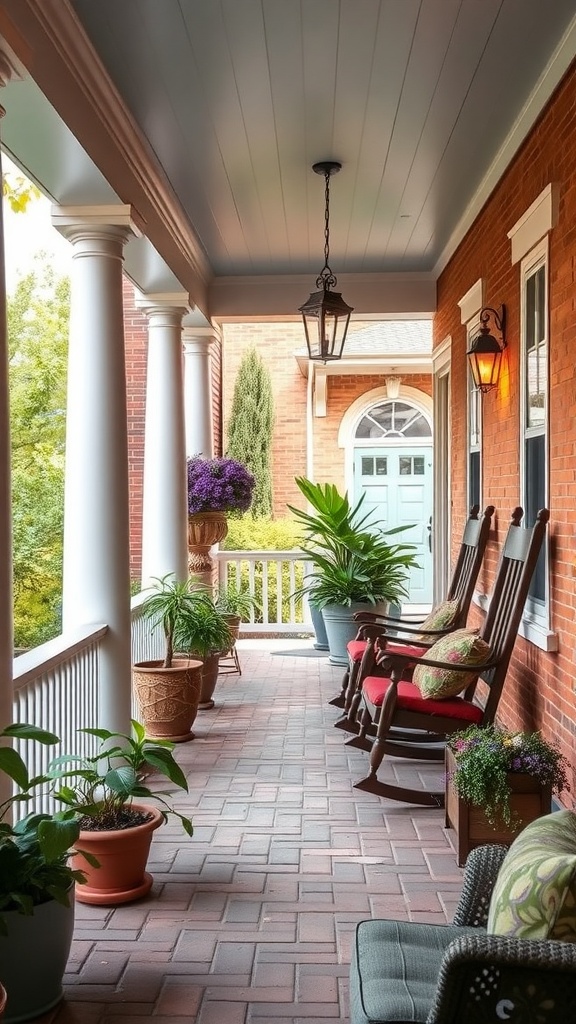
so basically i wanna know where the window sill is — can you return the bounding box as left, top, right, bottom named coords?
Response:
left=472, top=591, right=558, bottom=652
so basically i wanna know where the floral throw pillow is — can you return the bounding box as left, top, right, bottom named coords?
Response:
left=417, top=598, right=460, bottom=639
left=487, top=810, right=576, bottom=940
left=412, top=628, right=491, bottom=699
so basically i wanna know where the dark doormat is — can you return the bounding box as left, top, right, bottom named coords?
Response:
left=272, top=648, right=329, bottom=657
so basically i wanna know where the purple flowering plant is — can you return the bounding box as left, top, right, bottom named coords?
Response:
left=447, top=724, right=571, bottom=826
left=187, top=456, right=255, bottom=516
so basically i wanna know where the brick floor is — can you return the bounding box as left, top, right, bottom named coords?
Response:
left=41, top=639, right=464, bottom=1024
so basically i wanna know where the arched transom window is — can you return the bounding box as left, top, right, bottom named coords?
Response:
left=355, top=400, right=432, bottom=440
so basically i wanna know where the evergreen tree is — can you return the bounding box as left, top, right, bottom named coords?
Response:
left=226, top=347, right=274, bottom=517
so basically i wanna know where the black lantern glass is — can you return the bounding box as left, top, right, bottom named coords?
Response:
left=299, top=162, right=353, bottom=362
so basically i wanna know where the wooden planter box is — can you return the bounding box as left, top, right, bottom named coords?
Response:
left=445, top=746, right=552, bottom=866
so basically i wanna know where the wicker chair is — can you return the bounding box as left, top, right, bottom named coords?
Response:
left=350, top=843, right=576, bottom=1024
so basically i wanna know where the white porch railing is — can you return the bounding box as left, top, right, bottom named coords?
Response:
left=11, top=599, right=167, bottom=814
left=216, top=549, right=314, bottom=634
left=8, top=552, right=313, bottom=813
left=12, top=626, right=106, bottom=813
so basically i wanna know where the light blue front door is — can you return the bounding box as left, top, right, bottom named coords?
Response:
left=353, top=446, right=433, bottom=604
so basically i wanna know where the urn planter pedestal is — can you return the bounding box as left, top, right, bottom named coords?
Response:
left=444, top=747, right=552, bottom=866
left=187, top=512, right=228, bottom=588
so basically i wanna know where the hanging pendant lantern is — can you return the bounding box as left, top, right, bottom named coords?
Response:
left=299, top=161, right=353, bottom=362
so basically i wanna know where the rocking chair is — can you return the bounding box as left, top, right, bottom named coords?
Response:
left=347, top=506, right=549, bottom=806
left=332, top=503, right=495, bottom=728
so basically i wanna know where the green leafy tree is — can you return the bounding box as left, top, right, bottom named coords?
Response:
left=3, top=172, right=41, bottom=213
left=226, top=347, right=274, bottom=517
left=9, top=260, right=69, bottom=648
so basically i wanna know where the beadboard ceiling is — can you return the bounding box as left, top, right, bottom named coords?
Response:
left=70, top=0, right=576, bottom=278
left=0, top=0, right=575, bottom=319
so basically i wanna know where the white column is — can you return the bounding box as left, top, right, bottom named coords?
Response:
left=0, top=104, right=13, bottom=762
left=183, top=327, right=217, bottom=459
left=52, top=205, right=136, bottom=737
left=137, top=295, right=189, bottom=589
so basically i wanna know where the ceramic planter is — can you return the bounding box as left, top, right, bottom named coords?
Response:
left=71, top=803, right=164, bottom=905
left=133, top=657, right=203, bottom=742
left=0, top=889, right=75, bottom=1023
left=321, top=603, right=380, bottom=665
left=309, top=603, right=329, bottom=651
left=444, top=747, right=552, bottom=866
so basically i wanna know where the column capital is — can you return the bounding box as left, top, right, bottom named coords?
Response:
left=51, top=204, right=141, bottom=247
left=135, top=291, right=191, bottom=321
left=182, top=325, right=221, bottom=352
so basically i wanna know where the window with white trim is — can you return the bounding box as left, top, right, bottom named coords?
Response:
left=520, top=238, right=549, bottom=627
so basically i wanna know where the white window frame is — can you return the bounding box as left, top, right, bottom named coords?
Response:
left=466, top=317, right=483, bottom=512
left=518, top=236, right=557, bottom=651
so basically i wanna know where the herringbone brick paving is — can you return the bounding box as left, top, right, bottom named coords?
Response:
left=43, top=639, right=465, bottom=1024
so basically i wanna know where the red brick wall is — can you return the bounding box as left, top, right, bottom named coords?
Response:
left=123, top=277, right=147, bottom=583
left=434, top=61, right=576, bottom=799
left=222, top=324, right=433, bottom=513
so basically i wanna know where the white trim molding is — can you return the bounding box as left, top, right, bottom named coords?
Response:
left=508, top=183, right=560, bottom=265
left=457, top=279, right=484, bottom=325
left=337, top=385, right=433, bottom=450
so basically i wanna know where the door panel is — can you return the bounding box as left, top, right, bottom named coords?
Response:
left=354, top=445, right=433, bottom=603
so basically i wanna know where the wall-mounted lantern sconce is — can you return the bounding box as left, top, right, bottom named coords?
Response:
left=466, top=305, right=507, bottom=393
left=385, top=375, right=402, bottom=400
left=299, top=161, right=353, bottom=362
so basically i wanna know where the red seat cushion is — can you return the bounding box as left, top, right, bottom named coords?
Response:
left=362, top=675, right=484, bottom=723
left=347, top=640, right=424, bottom=663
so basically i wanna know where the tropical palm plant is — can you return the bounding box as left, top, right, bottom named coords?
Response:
left=288, top=477, right=420, bottom=608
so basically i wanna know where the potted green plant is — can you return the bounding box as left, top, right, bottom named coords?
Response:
left=133, top=574, right=210, bottom=741
left=174, top=597, right=233, bottom=709
left=214, top=582, right=260, bottom=672
left=288, top=478, right=419, bottom=664
left=0, top=722, right=86, bottom=1023
left=48, top=719, right=192, bottom=905
left=445, top=724, right=571, bottom=865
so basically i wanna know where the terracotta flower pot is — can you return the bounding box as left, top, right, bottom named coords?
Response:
left=198, top=651, right=221, bottom=709
left=133, top=657, right=203, bottom=742
left=72, top=803, right=164, bottom=905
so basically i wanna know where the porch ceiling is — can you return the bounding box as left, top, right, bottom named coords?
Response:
left=0, top=1, right=575, bottom=322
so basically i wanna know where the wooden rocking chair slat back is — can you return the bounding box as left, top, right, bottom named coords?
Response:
left=447, top=504, right=494, bottom=615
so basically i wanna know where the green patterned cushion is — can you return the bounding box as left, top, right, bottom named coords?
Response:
left=487, top=809, right=576, bottom=941
left=412, top=628, right=491, bottom=699
left=418, top=598, right=460, bottom=636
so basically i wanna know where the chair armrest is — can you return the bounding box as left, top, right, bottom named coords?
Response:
left=353, top=610, right=426, bottom=627
left=355, top=623, right=430, bottom=646
left=452, top=844, right=508, bottom=926
left=428, top=933, right=576, bottom=1024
